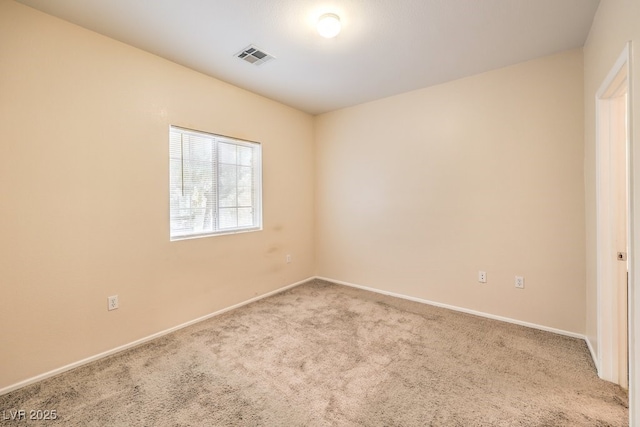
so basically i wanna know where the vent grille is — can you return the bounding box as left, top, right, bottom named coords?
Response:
left=235, top=45, right=275, bottom=66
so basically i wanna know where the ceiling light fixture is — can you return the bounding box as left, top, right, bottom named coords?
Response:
left=317, top=13, right=341, bottom=38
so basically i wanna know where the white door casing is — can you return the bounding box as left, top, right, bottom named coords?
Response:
left=595, top=42, right=631, bottom=388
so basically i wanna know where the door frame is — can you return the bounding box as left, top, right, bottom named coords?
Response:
left=595, top=39, right=633, bottom=401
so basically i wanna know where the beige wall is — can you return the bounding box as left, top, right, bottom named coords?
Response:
left=583, top=0, right=640, bottom=364
left=0, top=0, right=601, bottom=393
left=315, top=50, right=586, bottom=333
left=0, top=0, right=315, bottom=390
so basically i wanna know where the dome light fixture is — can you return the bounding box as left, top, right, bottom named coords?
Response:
left=317, top=13, right=341, bottom=38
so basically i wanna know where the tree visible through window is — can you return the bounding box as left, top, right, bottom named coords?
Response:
left=169, top=126, right=262, bottom=240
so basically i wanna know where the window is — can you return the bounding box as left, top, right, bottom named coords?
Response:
left=169, top=126, right=262, bottom=240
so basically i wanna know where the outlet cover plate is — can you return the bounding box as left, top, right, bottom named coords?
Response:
left=108, top=295, right=119, bottom=311
left=478, top=271, right=487, bottom=283
left=515, top=276, right=524, bottom=289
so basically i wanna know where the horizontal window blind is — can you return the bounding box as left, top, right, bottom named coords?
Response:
left=169, top=126, right=262, bottom=240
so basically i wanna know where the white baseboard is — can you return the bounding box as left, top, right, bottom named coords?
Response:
left=585, top=336, right=599, bottom=373
left=316, top=276, right=587, bottom=341
left=1, top=275, right=596, bottom=396
left=0, top=276, right=314, bottom=396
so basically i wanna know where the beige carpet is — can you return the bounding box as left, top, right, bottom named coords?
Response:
left=0, top=279, right=629, bottom=426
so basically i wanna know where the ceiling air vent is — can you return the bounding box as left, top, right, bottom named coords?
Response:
left=235, top=45, right=275, bottom=66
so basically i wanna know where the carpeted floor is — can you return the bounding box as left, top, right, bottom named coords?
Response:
left=0, top=279, right=629, bottom=426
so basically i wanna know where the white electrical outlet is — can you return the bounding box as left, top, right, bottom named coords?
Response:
left=286, top=254, right=292, bottom=264
left=478, top=271, right=487, bottom=283
left=515, top=276, right=525, bottom=289
left=108, top=295, right=119, bottom=311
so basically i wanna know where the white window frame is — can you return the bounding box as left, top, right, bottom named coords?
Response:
left=169, top=126, right=262, bottom=241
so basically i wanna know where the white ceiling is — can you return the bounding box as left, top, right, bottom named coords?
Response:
left=15, top=0, right=600, bottom=115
